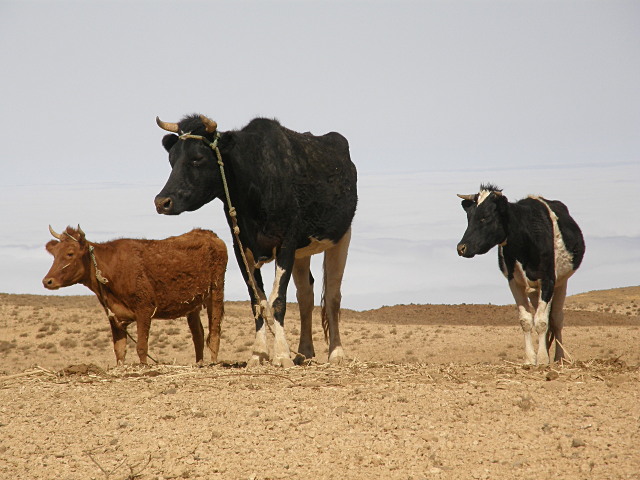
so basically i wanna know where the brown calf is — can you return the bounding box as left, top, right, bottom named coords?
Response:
left=43, top=226, right=227, bottom=365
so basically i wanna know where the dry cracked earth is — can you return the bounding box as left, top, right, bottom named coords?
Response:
left=0, top=286, right=639, bottom=480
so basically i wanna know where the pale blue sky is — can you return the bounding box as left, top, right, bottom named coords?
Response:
left=1, top=1, right=638, bottom=309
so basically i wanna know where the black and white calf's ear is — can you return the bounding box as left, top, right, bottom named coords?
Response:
left=162, top=134, right=179, bottom=153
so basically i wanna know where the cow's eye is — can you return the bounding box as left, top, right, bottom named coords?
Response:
left=192, top=155, right=205, bottom=166
left=67, top=252, right=74, bottom=258
left=479, top=217, right=487, bottom=223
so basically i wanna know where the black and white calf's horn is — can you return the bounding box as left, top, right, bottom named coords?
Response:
left=156, top=116, right=180, bottom=133
left=48, top=225, right=62, bottom=240
left=457, top=194, right=476, bottom=201
left=200, top=115, right=218, bottom=133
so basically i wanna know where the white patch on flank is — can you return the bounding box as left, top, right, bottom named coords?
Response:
left=531, top=196, right=575, bottom=282
left=477, top=189, right=492, bottom=205
left=295, top=237, right=335, bottom=259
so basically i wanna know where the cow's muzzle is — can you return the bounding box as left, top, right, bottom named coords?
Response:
left=154, top=196, right=174, bottom=215
left=457, top=243, right=474, bottom=258
left=42, top=277, right=60, bottom=290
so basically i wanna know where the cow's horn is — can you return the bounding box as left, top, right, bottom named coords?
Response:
left=77, top=225, right=86, bottom=239
left=457, top=194, right=476, bottom=201
left=156, top=116, right=180, bottom=133
left=49, top=225, right=62, bottom=240
left=200, top=115, right=218, bottom=133
left=493, top=190, right=503, bottom=197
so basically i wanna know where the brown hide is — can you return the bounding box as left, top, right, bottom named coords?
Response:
left=43, top=227, right=227, bottom=365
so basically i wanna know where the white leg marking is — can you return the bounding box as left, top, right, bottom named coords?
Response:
left=268, top=265, right=286, bottom=311
left=269, top=264, right=293, bottom=368
left=508, top=277, right=536, bottom=365
left=534, top=299, right=551, bottom=365
left=244, top=248, right=270, bottom=367
left=272, top=319, right=293, bottom=368
left=248, top=320, right=269, bottom=367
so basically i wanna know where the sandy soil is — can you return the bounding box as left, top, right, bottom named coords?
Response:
left=1, top=288, right=639, bottom=480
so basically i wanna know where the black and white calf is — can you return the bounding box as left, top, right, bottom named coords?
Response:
left=456, top=184, right=585, bottom=365
left=154, top=114, right=357, bottom=367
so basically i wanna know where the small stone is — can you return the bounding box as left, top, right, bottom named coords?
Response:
left=545, top=370, right=559, bottom=381
left=572, top=438, right=586, bottom=448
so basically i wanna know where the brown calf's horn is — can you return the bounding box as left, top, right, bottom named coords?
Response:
left=77, top=225, right=86, bottom=239
left=49, top=225, right=62, bottom=240
left=156, top=116, right=180, bottom=133
left=200, top=115, right=218, bottom=133
left=457, top=194, right=476, bottom=201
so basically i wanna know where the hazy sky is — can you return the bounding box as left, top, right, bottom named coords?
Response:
left=1, top=1, right=638, bottom=310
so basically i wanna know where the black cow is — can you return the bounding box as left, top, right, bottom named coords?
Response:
left=154, top=114, right=357, bottom=367
left=456, top=184, right=585, bottom=365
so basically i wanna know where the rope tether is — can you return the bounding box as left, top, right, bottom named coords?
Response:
left=179, top=132, right=275, bottom=335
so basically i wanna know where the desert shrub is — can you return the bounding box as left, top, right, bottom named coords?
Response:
left=37, top=342, right=57, bottom=352
left=59, top=338, right=78, bottom=349
left=0, top=340, right=16, bottom=353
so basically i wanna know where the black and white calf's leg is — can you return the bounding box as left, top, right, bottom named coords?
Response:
left=292, top=256, right=315, bottom=362
left=532, top=278, right=555, bottom=365
left=322, top=228, right=352, bottom=365
left=508, top=279, right=537, bottom=365
left=548, top=282, right=568, bottom=363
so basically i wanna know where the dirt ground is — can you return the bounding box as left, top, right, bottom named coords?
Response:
left=1, top=287, right=639, bottom=480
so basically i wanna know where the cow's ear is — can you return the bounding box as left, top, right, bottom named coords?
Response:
left=45, top=240, right=58, bottom=254
left=162, top=134, right=179, bottom=152
left=494, top=193, right=508, bottom=214
left=219, top=131, right=236, bottom=151
left=461, top=199, right=474, bottom=211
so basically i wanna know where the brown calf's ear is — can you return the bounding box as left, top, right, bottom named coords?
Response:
left=45, top=240, right=58, bottom=254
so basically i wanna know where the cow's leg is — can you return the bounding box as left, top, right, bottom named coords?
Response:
left=549, top=282, right=568, bottom=363
left=322, top=228, right=352, bottom=365
left=269, top=248, right=295, bottom=368
left=134, top=311, right=154, bottom=364
left=292, top=256, right=315, bottom=361
left=108, top=315, right=127, bottom=365
left=186, top=308, right=205, bottom=364
left=233, top=244, right=270, bottom=367
left=508, top=279, right=536, bottom=365
left=205, top=276, right=224, bottom=363
left=533, top=279, right=555, bottom=365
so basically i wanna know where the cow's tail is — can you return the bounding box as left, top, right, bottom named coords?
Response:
left=321, top=257, right=329, bottom=343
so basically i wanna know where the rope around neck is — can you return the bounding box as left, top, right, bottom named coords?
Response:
left=89, top=245, right=109, bottom=285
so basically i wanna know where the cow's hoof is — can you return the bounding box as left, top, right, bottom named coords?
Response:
left=247, top=353, right=268, bottom=368
left=328, top=347, right=346, bottom=365
left=273, top=355, right=294, bottom=368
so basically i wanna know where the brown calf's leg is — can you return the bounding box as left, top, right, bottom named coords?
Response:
left=206, top=278, right=224, bottom=363
left=134, top=313, right=153, bottom=364
left=187, top=308, right=205, bottom=363
left=108, top=315, right=127, bottom=366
